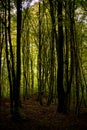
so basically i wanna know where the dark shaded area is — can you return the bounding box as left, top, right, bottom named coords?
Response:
left=0, top=100, right=87, bottom=130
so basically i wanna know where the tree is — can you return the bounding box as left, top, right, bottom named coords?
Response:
left=13, top=0, right=22, bottom=116
left=56, top=0, right=66, bottom=113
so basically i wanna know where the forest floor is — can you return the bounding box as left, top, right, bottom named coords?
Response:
left=0, top=98, right=87, bottom=130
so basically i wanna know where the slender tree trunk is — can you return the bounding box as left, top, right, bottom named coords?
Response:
left=68, top=0, right=76, bottom=110
left=38, top=1, right=43, bottom=105
left=48, top=0, right=57, bottom=105
left=31, top=59, right=34, bottom=94
left=57, top=1, right=66, bottom=113
left=8, top=0, right=17, bottom=114
left=0, top=21, right=3, bottom=108
left=14, top=0, right=22, bottom=116
left=5, top=2, right=14, bottom=114
left=47, top=16, right=55, bottom=105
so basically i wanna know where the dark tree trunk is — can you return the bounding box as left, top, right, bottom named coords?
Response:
left=5, top=1, right=14, bottom=114
left=8, top=0, right=16, bottom=114
left=57, top=1, right=66, bottom=113
left=31, top=59, right=34, bottom=94
left=48, top=0, right=57, bottom=105
left=14, top=0, right=22, bottom=116
left=38, top=1, right=43, bottom=105
left=0, top=21, right=3, bottom=108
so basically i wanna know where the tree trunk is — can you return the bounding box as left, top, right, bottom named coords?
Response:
left=14, top=0, right=22, bottom=116
left=57, top=1, right=66, bottom=113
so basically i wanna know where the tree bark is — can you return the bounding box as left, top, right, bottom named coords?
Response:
left=57, top=1, right=66, bottom=113
left=14, top=0, right=22, bottom=116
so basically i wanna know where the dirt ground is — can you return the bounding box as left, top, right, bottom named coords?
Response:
left=0, top=100, right=87, bottom=130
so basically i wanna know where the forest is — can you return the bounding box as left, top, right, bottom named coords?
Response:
left=0, top=0, right=87, bottom=129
